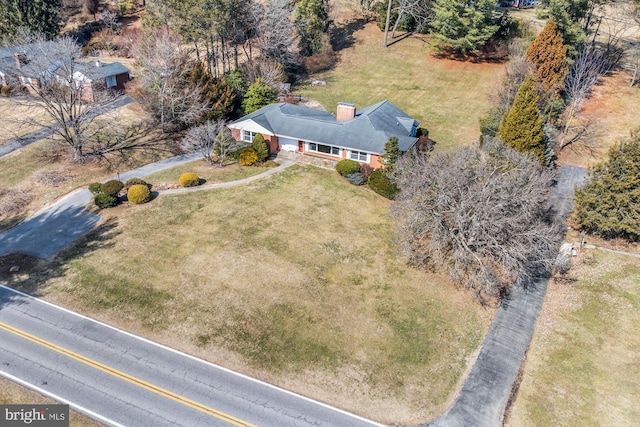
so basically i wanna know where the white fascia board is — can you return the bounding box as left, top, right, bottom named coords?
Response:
left=227, top=119, right=273, bottom=136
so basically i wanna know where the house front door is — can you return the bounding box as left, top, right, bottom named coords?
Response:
left=298, top=141, right=303, bottom=152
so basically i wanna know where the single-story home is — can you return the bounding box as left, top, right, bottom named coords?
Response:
left=0, top=43, right=129, bottom=101
left=228, top=100, right=419, bottom=168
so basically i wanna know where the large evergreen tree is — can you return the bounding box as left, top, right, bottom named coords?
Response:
left=242, top=77, right=277, bottom=114
left=294, top=0, right=330, bottom=56
left=574, top=133, right=640, bottom=241
left=497, top=77, right=546, bottom=163
left=525, top=19, right=569, bottom=93
left=430, top=0, right=498, bottom=53
left=546, top=0, right=596, bottom=57
left=0, top=0, right=62, bottom=39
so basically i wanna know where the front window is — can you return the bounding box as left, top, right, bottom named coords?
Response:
left=242, top=130, right=257, bottom=142
left=349, top=150, right=368, bottom=162
left=307, top=142, right=340, bottom=156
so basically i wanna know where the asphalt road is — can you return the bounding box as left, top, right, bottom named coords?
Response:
left=0, top=285, right=385, bottom=427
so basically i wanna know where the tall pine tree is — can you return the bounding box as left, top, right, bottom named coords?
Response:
left=497, top=77, right=546, bottom=163
left=0, top=0, right=62, bottom=39
left=574, top=133, right=640, bottom=241
left=525, top=19, right=569, bottom=93
left=430, top=0, right=499, bottom=53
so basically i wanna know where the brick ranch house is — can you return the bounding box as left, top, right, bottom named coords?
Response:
left=0, top=43, right=129, bottom=102
left=227, top=100, right=419, bottom=168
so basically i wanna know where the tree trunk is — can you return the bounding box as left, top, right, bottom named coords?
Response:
left=383, top=0, right=392, bottom=48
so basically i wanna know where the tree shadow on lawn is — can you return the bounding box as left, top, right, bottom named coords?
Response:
left=0, top=218, right=119, bottom=306
left=331, top=18, right=367, bottom=51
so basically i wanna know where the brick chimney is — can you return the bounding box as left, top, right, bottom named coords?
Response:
left=14, top=52, right=28, bottom=68
left=336, top=102, right=356, bottom=121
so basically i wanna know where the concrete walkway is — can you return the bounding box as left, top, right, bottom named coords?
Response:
left=425, top=165, right=588, bottom=427
left=0, top=96, right=134, bottom=158
left=0, top=154, right=295, bottom=259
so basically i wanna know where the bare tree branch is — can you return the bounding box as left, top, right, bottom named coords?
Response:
left=391, top=139, right=561, bottom=303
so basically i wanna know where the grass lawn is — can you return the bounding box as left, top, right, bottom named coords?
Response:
left=0, top=98, right=55, bottom=145
left=142, top=159, right=273, bottom=186
left=558, top=71, right=640, bottom=168
left=297, top=22, right=505, bottom=151
left=0, top=377, right=102, bottom=427
left=506, top=250, right=640, bottom=426
left=11, top=165, right=492, bottom=424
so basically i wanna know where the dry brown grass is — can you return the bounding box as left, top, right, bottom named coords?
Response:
left=506, top=250, right=640, bottom=426
left=11, top=165, right=493, bottom=425
left=0, top=377, right=103, bottom=427
left=558, top=71, right=640, bottom=168
left=297, top=22, right=506, bottom=151
left=0, top=98, right=54, bottom=145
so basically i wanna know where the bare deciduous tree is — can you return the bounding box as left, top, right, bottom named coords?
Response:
left=391, top=139, right=561, bottom=303
left=560, top=46, right=613, bottom=150
left=253, top=0, right=300, bottom=69
left=179, top=121, right=244, bottom=166
left=134, top=31, right=208, bottom=133
left=4, top=33, right=125, bottom=161
left=382, top=0, right=433, bottom=47
left=240, top=59, right=285, bottom=89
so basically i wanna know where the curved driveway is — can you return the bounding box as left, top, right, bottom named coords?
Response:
left=0, top=154, right=295, bottom=259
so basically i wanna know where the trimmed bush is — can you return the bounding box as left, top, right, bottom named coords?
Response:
left=360, top=163, right=374, bottom=181
left=368, top=168, right=399, bottom=200
left=239, top=148, right=258, bottom=166
left=1, top=86, right=10, bottom=97
left=125, top=177, right=149, bottom=187
left=127, top=184, right=152, bottom=204
left=263, top=160, right=279, bottom=168
left=88, top=182, right=102, bottom=195
left=251, top=133, right=269, bottom=163
left=179, top=172, right=200, bottom=188
left=346, top=172, right=365, bottom=185
left=94, top=193, right=118, bottom=209
left=336, top=159, right=361, bottom=176
left=101, top=179, right=124, bottom=196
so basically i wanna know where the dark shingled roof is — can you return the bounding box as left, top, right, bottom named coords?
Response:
left=230, top=100, right=419, bottom=154
left=75, top=61, right=130, bottom=80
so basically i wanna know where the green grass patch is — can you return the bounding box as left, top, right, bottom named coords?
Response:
left=507, top=251, right=640, bottom=426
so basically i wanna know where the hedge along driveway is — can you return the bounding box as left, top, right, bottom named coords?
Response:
left=0, top=153, right=298, bottom=259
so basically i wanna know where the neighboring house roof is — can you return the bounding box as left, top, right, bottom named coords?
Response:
left=0, top=42, right=129, bottom=84
left=75, top=61, right=130, bottom=81
left=229, top=100, right=419, bottom=154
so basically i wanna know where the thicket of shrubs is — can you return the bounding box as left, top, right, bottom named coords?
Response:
left=89, top=177, right=153, bottom=208
left=101, top=180, right=124, bottom=196
left=127, top=184, right=152, bottom=204
left=368, top=168, right=399, bottom=200
left=239, top=148, right=258, bottom=166
left=336, top=159, right=361, bottom=176
left=179, top=172, right=200, bottom=187
left=94, top=193, right=119, bottom=209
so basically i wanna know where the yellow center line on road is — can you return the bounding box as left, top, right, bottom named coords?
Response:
left=0, top=322, right=256, bottom=427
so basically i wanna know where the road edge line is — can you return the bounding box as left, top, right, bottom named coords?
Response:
left=0, top=369, right=126, bottom=427
left=0, top=284, right=387, bottom=427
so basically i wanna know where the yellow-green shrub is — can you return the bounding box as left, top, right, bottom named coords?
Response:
left=127, top=184, right=152, bottom=204
left=239, top=148, right=258, bottom=166
left=179, top=172, right=200, bottom=187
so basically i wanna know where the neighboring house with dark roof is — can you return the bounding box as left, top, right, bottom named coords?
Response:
left=0, top=43, right=129, bottom=101
left=228, top=100, right=419, bottom=168
left=73, top=60, right=130, bottom=101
